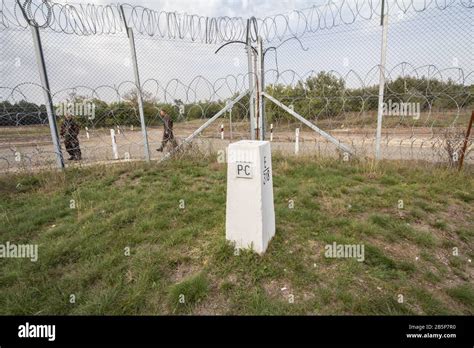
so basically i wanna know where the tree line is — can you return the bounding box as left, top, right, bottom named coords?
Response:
left=1, top=72, right=472, bottom=127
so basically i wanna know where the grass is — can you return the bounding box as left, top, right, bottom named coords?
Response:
left=446, top=284, right=474, bottom=311
left=168, top=273, right=210, bottom=313
left=0, top=152, right=473, bottom=315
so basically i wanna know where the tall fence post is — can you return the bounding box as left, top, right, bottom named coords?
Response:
left=120, top=6, right=150, bottom=162
left=253, top=49, right=259, bottom=138
left=30, top=24, right=65, bottom=169
left=246, top=19, right=257, bottom=140
left=256, top=36, right=265, bottom=140
left=375, top=1, right=389, bottom=160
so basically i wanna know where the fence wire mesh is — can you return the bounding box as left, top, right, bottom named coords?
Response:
left=0, top=0, right=472, bottom=172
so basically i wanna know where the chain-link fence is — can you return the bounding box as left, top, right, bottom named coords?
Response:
left=1, top=0, right=472, bottom=172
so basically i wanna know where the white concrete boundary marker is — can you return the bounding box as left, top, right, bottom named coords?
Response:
left=226, top=140, right=276, bottom=254
left=295, top=128, right=300, bottom=154
left=110, top=129, right=119, bottom=160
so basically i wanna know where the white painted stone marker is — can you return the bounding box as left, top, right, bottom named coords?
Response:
left=110, top=129, right=119, bottom=160
left=225, top=140, right=276, bottom=254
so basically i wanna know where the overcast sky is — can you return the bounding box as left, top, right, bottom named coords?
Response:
left=1, top=0, right=471, bottom=105
left=60, top=0, right=329, bottom=17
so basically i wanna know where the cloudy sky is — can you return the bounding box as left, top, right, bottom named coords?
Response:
left=1, top=0, right=471, bottom=105
left=60, top=0, right=328, bottom=17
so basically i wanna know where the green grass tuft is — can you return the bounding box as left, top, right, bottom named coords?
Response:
left=446, top=284, right=474, bottom=312
left=167, top=273, right=210, bottom=313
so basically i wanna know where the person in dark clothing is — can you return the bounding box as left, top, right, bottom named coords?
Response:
left=60, top=113, right=82, bottom=160
left=157, top=109, right=177, bottom=152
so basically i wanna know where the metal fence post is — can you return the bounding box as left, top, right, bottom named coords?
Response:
left=246, top=20, right=256, bottom=140
left=253, top=49, right=259, bottom=139
left=256, top=36, right=265, bottom=140
left=121, top=6, right=150, bottom=161
left=375, top=1, right=389, bottom=160
left=30, top=24, right=65, bottom=169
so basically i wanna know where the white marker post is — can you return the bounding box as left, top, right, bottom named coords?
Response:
left=221, top=124, right=224, bottom=140
left=110, top=129, right=119, bottom=160
left=229, top=108, right=233, bottom=140
left=375, top=6, right=389, bottom=160
left=85, top=127, right=90, bottom=139
left=295, top=128, right=300, bottom=154
left=270, top=123, right=273, bottom=141
left=226, top=140, right=276, bottom=254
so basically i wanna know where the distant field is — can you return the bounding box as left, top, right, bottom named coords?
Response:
left=0, top=109, right=471, bottom=135
left=0, top=154, right=472, bottom=314
left=1, top=109, right=472, bottom=172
